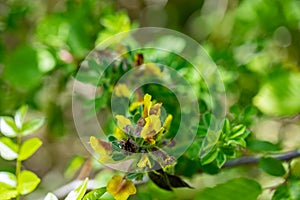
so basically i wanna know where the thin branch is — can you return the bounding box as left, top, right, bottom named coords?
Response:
left=222, top=150, right=300, bottom=169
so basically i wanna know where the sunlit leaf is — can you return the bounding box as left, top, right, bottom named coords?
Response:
left=253, top=72, right=300, bottom=116
left=65, top=178, right=88, bottom=200
left=222, top=119, right=230, bottom=134
left=201, top=143, right=219, bottom=165
left=0, top=184, right=18, bottom=200
left=229, top=125, right=246, bottom=139
left=83, top=187, right=106, bottom=200
left=259, top=157, right=286, bottom=176
left=0, top=117, right=18, bottom=137
left=0, top=172, right=16, bottom=187
left=21, top=118, right=44, bottom=136
left=196, top=178, right=262, bottom=200
left=18, top=138, right=42, bottom=161
left=18, top=170, right=41, bottom=195
left=15, top=105, right=28, bottom=129
left=0, top=137, right=18, bottom=160
left=64, top=156, right=85, bottom=179
left=44, top=192, right=59, bottom=200
left=107, top=175, right=136, bottom=200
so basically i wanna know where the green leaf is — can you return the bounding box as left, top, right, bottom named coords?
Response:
left=83, top=187, right=106, bottom=200
left=200, top=130, right=221, bottom=161
left=201, top=147, right=218, bottom=165
left=216, top=152, right=227, bottom=168
left=65, top=178, right=88, bottom=200
left=64, top=156, right=85, bottom=179
left=18, top=170, right=41, bottom=195
left=15, top=105, right=28, bottom=129
left=126, top=173, right=144, bottom=181
left=229, top=125, right=246, bottom=139
left=0, top=172, right=16, bottom=187
left=290, top=181, right=300, bottom=200
left=21, top=118, right=44, bottom=136
left=18, top=138, right=42, bottom=161
left=196, top=178, right=262, bottom=200
left=253, top=72, right=300, bottom=116
left=249, top=140, right=281, bottom=153
left=272, top=184, right=290, bottom=200
left=0, top=185, right=18, bottom=200
left=0, top=137, right=18, bottom=160
left=259, top=157, right=286, bottom=176
left=0, top=117, right=18, bottom=137
left=44, top=193, right=59, bottom=200
left=222, top=119, right=230, bottom=134
left=3, top=45, right=42, bottom=90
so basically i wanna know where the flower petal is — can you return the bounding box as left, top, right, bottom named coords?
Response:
left=115, top=115, right=132, bottom=130
left=140, top=115, right=161, bottom=140
left=107, top=175, right=136, bottom=200
left=143, top=94, right=152, bottom=118
left=89, top=136, right=115, bottom=163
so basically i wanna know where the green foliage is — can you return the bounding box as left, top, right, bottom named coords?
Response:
left=82, top=187, right=106, bottom=200
left=196, top=178, right=262, bottom=200
left=1, top=0, right=300, bottom=199
left=65, top=178, right=88, bottom=200
left=259, top=157, right=286, bottom=177
left=0, top=105, right=44, bottom=199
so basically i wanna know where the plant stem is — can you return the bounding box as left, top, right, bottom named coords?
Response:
left=222, top=150, right=300, bottom=169
left=16, top=135, right=22, bottom=200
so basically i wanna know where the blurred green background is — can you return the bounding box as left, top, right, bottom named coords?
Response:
left=1, top=0, right=300, bottom=199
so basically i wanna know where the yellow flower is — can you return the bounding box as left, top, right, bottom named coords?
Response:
left=115, top=115, right=132, bottom=130
left=137, top=154, right=152, bottom=168
left=89, top=136, right=115, bottom=163
left=143, top=94, right=152, bottom=118
left=129, top=101, right=143, bottom=112
left=150, top=103, right=162, bottom=115
left=163, top=114, right=173, bottom=131
left=114, top=83, right=131, bottom=98
left=114, top=127, right=127, bottom=140
left=140, top=115, right=161, bottom=144
left=107, top=175, right=136, bottom=200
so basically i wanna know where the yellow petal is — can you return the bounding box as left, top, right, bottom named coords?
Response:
left=150, top=103, right=162, bottom=116
left=129, top=101, right=143, bottom=112
left=143, top=94, right=152, bottom=118
left=114, top=83, right=131, bottom=98
left=89, top=136, right=115, bottom=163
left=140, top=115, right=161, bottom=139
left=163, top=114, right=173, bottom=131
left=107, top=175, right=136, bottom=200
left=137, top=154, right=152, bottom=168
left=114, top=127, right=127, bottom=140
left=115, top=115, right=132, bottom=130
